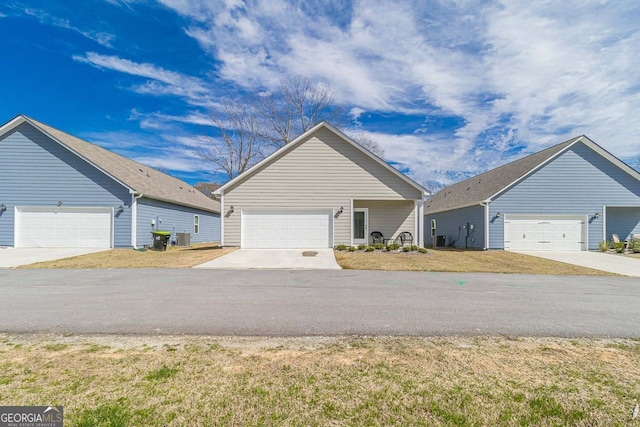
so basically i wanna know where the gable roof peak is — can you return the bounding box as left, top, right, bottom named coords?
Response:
left=0, top=114, right=219, bottom=213
left=215, top=120, right=427, bottom=195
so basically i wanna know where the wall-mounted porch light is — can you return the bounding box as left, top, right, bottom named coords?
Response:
left=593, top=212, right=600, bottom=219
left=0, top=204, right=6, bottom=211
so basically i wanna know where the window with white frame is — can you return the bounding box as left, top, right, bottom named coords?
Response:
left=194, top=215, right=200, bottom=234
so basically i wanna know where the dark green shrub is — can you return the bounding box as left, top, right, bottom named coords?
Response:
left=335, top=244, right=348, bottom=251
left=357, top=244, right=366, bottom=250
left=597, top=240, right=609, bottom=252
left=402, top=246, right=411, bottom=252
left=614, top=242, right=625, bottom=253
left=418, top=247, right=428, bottom=254
left=373, top=243, right=385, bottom=250
left=386, top=243, right=400, bottom=251
left=632, top=241, right=640, bottom=253
left=365, top=246, right=375, bottom=252
left=348, top=246, right=356, bottom=252
left=409, top=245, right=419, bottom=252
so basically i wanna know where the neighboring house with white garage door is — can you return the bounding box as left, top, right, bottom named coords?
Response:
left=424, top=135, right=640, bottom=251
left=0, top=115, right=220, bottom=249
left=214, top=122, right=427, bottom=248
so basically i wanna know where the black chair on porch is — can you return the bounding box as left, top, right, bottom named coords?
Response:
left=370, top=231, right=389, bottom=245
left=394, top=231, right=414, bottom=246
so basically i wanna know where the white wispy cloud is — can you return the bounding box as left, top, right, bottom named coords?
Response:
left=154, top=0, right=640, bottom=183
left=23, top=7, right=115, bottom=47
left=129, top=109, right=216, bottom=130
left=73, top=52, right=215, bottom=106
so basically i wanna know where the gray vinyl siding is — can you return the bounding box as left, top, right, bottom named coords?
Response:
left=223, top=128, right=422, bottom=246
left=0, top=123, right=132, bottom=247
left=488, top=142, right=640, bottom=250
left=354, top=200, right=416, bottom=244
left=425, top=205, right=485, bottom=249
left=606, top=207, right=640, bottom=241
left=136, top=197, right=220, bottom=247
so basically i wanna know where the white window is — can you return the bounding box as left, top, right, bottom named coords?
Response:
left=194, top=215, right=200, bottom=234
left=430, top=219, right=436, bottom=237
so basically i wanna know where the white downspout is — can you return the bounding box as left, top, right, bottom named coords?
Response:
left=483, top=202, right=490, bottom=250
left=131, top=193, right=143, bottom=249
left=220, top=191, right=225, bottom=247
left=602, top=205, right=606, bottom=243
left=349, top=198, right=354, bottom=246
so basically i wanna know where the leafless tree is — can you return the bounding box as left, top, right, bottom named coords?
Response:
left=347, top=131, right=385, bottom=159
left=254, top=75, right=348, bottom=149
left=193, top=182, right=221, bottom=198
left=196, top=100, right=266, bottom=179
left=423, top=180, right=445, bottom=197
left=196, top=75, right=375, bottom=178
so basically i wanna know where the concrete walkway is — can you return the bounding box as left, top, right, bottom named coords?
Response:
left=518, top=251, right=640, bottom=277
left=194, top=248, right=342, bottom=270
left=0, top=247, right=110, bottom=268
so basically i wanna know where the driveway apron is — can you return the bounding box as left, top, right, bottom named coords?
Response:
left=0, top=248, right=109, bottom=268
left=194, top=249, right=341, bottom=270
left=518, top=251, right=640, bottom=277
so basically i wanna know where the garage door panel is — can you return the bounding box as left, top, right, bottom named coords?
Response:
left=504, top=216, right=585, bottom=251
left=17, top=207, right=112, bottom=248
left=243, top=211, right=331, bottom=248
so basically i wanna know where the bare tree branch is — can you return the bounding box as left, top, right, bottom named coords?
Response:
left=195, top=74, right=350, bottom=179
left=423, top=180, right=445, bottom=197
left=195, top=100, right=266, bottom=179
left=348, top=131, right=386, bottom=159
left=255, top=75, right=348, bottom=149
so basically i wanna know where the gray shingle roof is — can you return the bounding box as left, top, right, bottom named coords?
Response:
left=18, top=115, right=220, bottom=213
left=424, top=136, right=583, bottom=213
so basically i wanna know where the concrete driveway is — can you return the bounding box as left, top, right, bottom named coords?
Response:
left=0, top=247, right=109, bottom=268
left=518, top=251, right=640, bottom=277
left=194, top=248, right=341, bottom=270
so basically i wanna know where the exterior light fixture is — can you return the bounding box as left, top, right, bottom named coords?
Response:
left=0, top=204, right=6, bottom=211
left=495, top=212, right=501, bottom=218
left=117, top=205, right=124, bottom=213
left=229, top=206, right=234, bottom=214
left=57, top=201, right=63, bottom=206
left=338, top=206, right=344, bottom=214
left=593, top=212, right=600, bottom=219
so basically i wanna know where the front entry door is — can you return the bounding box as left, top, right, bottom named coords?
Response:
left=353, top=208, right=368, bottom=245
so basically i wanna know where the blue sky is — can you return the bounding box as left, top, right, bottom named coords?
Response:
left=1, top=0, right=639, bottom=187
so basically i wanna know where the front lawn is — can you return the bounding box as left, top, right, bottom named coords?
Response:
left=1, top=334, right=638, bottom=426
left=20, top=243, right=236, bottom=269
left=335, top=248, right=615, bottom=275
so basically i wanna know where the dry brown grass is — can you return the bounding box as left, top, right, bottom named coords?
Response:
left=335, top=248, right=616, bottom=275
left=0, top=334, right=638, bottom=426
left=19, top=243, right=236, bottom=269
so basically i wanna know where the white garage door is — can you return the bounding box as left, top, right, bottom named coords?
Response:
left=16, top=207, right=112, bottom=248
left=242, top=211, right=331, bottom=248
left=504, top=215, right=586, bottom=251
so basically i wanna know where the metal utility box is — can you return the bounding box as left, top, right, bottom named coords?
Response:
left=435, top=235, right=446, bottom=248
left=176, top=232, right=191, bottom=247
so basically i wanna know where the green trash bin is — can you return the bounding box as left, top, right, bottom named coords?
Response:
left=152, top=230, right=171, bottom=251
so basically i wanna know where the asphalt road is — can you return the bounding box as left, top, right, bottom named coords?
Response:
left=1, top=269, right=638, bottom=337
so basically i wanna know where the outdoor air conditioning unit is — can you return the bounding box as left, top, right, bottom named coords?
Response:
left=176, top=232, right=191, bottom=247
